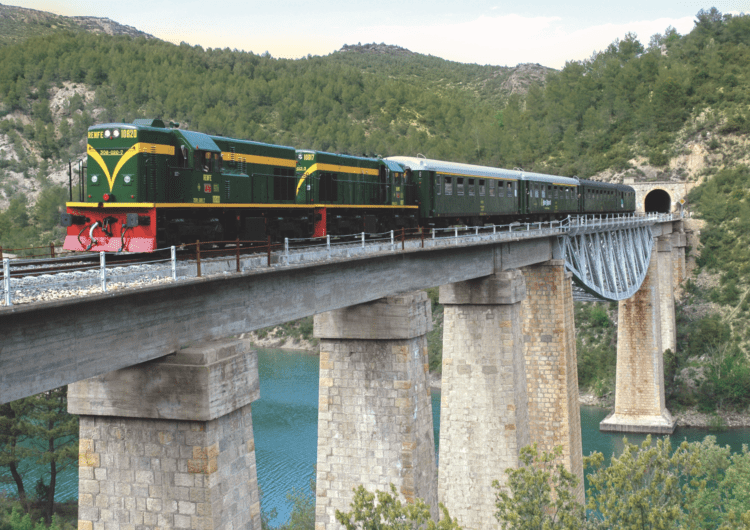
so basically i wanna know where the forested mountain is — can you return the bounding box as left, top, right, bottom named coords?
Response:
left=0, top=7, right=748, bottom=253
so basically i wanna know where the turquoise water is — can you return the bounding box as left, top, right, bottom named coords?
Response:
left=2, top=348, right=747, bottom=526
left=254, top=350, right=749, bottom=525
left=580, top=404, right=750, bottom=458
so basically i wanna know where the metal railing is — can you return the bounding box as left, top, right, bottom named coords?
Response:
left=0, top=212, right=676, bottom=307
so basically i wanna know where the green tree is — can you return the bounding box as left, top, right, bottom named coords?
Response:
left=0, top=390, right=77, bottom=523
left=31, top=186, right=67, bottom=233
left=687, top=436, right=750, bottom=529
left=494, top=444, right=584, bottom=530
left=585, top=436, right=701, bottom=530
left=335, top=484, right=461, bottom=530
left=277, top=482, right=315, bottom=530
left=0, top=401, right=33, bottom=509
left=22, top=388, right=78, bottom=523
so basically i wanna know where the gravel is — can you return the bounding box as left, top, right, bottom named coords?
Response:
left=1, top=260, right=191, bottom=306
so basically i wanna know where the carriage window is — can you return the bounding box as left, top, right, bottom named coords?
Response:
left=506, top=182, right=512, bottom=197
left=514, top=182, right=517, bottom=197
left=489, top=180, right=495, bottom=197
left=457, top=178, right=464, bottom=196
left=469, top=179, right=475, bottom=196
left=535, top=186, right=539, bottom=198
left=435, top=175, right=441, bottom=196
left=479, top=179, right=485, bottom=196
left=445, top=176, right=453, bottom=195
left=541, top=186, right=546, bottom=199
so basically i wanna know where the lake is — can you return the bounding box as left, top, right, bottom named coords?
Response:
left=1, top=347, right=747, bottom=526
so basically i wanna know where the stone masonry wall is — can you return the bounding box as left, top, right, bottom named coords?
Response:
left=615, top=252, right=664, bottom=417
left=657, top=237, right=676, bottom=353
left=438, top=275, right=530, bottom=530
left=315, top=338, right=437, bottom=529
left=77, top=404, right=260, bottom=530
left=314, top=292, right=437, bottom=530
left=520, top=261, right=584, bottom=503
left=671, top=229, right=687, bottom=291
left=601, top=246, right=676, bottom=434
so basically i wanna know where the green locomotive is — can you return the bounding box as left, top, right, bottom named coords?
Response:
left=62, top=119, right=415, bottom=251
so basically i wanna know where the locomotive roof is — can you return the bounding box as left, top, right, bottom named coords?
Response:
left=174, top=130, right=221, bottom=153
left=386, top=156, right=579, bottom=185
left=383, top=159, right=405, bottom=173
left=210, top=135, right=296, bottom=153
left=296, top=149, right=381, bottom=165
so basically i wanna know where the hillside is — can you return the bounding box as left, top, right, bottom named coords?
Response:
left=332, top=43, right=553, bottom=105
left=0, top=3, right=154, bottom=46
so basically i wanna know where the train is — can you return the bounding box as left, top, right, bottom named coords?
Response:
left=61, top=119, right=636, bottom=252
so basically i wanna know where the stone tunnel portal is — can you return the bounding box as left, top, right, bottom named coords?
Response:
left=644, top=189, right=672, bottom=213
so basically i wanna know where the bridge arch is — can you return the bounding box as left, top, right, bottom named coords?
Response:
left=644, top=189, right=671, bottom=213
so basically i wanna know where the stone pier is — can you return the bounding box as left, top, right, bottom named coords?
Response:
left=600, top=246, right=677, bottom=434
left=520, top=260, right=584, bottom=504
left=672, top=226, right=688, bottom=291
left=438, top=271, right=530, bottom=530
left=657, top=236, right=677, bottom=353
left=68, top=339, right=261, bottom=530
left=313, top=292, right=437, bottom=530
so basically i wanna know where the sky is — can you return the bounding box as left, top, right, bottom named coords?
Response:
left=9, top=1, right=750, bottom=68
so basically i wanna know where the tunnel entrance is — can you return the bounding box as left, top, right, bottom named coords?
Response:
left=644, top=189, right=671, bottom=213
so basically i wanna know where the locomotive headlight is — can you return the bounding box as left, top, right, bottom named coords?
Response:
left=104, top=129, right=111, bottom=138
left=123, top=175, right=131, bottom=184
left=91, top=175, right=98, bottom=183
left=113, top=130, right=120, bottom=138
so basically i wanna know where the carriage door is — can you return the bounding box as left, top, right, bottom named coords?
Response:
left=395, top=171, right=405, bottom=205
left=404, top=169, right=414, bottom=205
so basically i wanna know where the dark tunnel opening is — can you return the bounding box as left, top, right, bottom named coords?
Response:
left=644, top=189, right=671, bottom=213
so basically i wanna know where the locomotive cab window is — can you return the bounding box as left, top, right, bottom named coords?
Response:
left=176, top=145, right=189, bottom=168
left=468, top=179, right=475, bottom=196
left=202, top=152, right=213, bottom=173
left=457, top=178, right=464, bottom=196
left=479, top=180, right=485, bottom=196
left=444, top=176, right=453, bottom=195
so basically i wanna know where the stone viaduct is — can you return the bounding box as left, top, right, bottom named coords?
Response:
left=0, top=218, right=688, bottom=530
